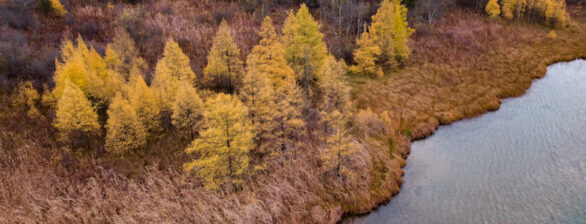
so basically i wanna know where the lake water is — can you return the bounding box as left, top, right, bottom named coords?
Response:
left=346, top=59, right=586, bottom=224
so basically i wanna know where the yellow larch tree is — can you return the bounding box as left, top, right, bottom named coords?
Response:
left=105, top=93, right=147, bottom=155
left=273, top=76, right=306, bottom=151
left=319, top=57, right=352, bottom=116
left=203, top=19, right=244, bottom=94
left=53, top=79, right=100, bottom=145
left=390, top=0, right=414, bottom=62
left=157, top=38, right=196, bottom=84
left=13, top=81, right=42, bottom=118
left=247, top=16, right=295, bottom=89
left=369, top=0, right=397, bottom=67
left=104, top=45, right=122, bottom=73
left=239, top=65, right=277, bottom=155
left=281, top=4, right=329, bottom=100
left=128, top=74, right=161, bottom=137
left=369, top=0, right=413, bottom=66
left=350, top=27, right=383, bottom=78
left=108, top=27, right=148, bottom=80
left=184, top=93, right=253, bottom=190
left=501, top=0, right=527, bottom=20
left=486, top=0, right=501, bottom=18
left=319, top=57, right=353, bottom=145
left=53, top=41, right=89, bottom=101
left=171, top=82, right=205, bottom=139
left=321, top=110, right=356, bottom=179
left=53, top=36, right=122, bottom=111
left=49, top=0, right=67, bottom=17
left=152, top=38, right=196, bottom=113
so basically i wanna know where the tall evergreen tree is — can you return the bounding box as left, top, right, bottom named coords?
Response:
left=152, top=38, right=196, bottom=112
left=369, top=0, right=413, bottom=65
left=321, top=110, right=356, bottom=178
left=108, top=27, right=147, bottom=80
left=486, top=0, right=501, bottom=18
left=105, top=93, right=147, bottom=155
left=239, top=65, right=277, bottom=154
left=128, top=74, right=161, bottom=137
left=247, top=16, right=295, bottom=89
left=184, top=93, right=253, bottom=190
left=203, top=19, right=244, bottom=94
left=281, top=4, right=329, bottom=99
left=171, top=82, right=205, bottom=139
left=350, top=27, right=383, bottom=78
left=273, top=76, right=306, bottom=151
left=53, top=79, right=100, bottom=145
left=319, top=57, right=352, bottom=116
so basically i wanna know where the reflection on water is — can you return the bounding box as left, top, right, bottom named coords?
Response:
left=346, top=60, right=586, bottom=224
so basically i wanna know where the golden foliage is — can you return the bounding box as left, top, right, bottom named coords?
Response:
left=486, top=0, right=501, bottom=18
left=152, top=38, right=196, bottom=112
left=239, top=64, right=277, bottom=154
left=49, top=0, right=67, bottom=17
left=319, top=57, right=352, bottom=115
left=370, top=0, right=414, bottom=65
left=500, top=0, right=570, bottom=27
left=13, top=81, right=42, bottom=119
left=203, top=19, right=244, bottom=93
left=351, top=27, right=383, bottom=78
left=128, top=74, right=161, bottom=136
left=53, top=79, right=100, bottom=143
left=171, top=82, right=205, bottom=139
left=108, top=27, right=148, bottom=80
left=321, top=110, right=356, bottom=179
left=273, top=76, right=306, bottom=151
left=105, top=93, right=147, bottom=155
left=247, top=17, right=295, bottom=89
left=184, top=93, right=253, bottom=190
left=281, top=4, right=329, bottom=99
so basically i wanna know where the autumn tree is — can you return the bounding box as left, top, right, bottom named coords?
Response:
left=319, top=57, right=352, bottom=116
left=247, top=17, right=296, bottom=89
left=13, top=81, right=42, bottom=118
left=128, top=74, right=161, bottom=137
left=203, top=19, right=244, bottom=94
left=321, top=110, right=356, bottom=178
left=281, top=4, right=329, bottom=99
left=40, top=0, right=67, bottom=17
left=184, top=94, right=253, bottom=190
left=390, top=0, right=414, bottom=62
left=53, top=36, right=123, bottom=111
left=498, top=0, right=569, bottom=27
left=501, top=0, right=525, bottom=20
left=350, top=27, right=383, bottom=78
left=319, top=57, right=353, bottom=146
left=105, top=93, right=147, bottom=155
left=171, top=82, right=205, bottom=139
left=53, top=79, right=100, bottom=146
left=486, top=0, right=501, bottom=18
left=107, top=27, right=148, bottom=80
left=273, top=76, right=306, bottom=151
left=369, top=0, right=414, bottom=66
left=239, top=64, right=277, bottom=154
left=152, top=38, right=197, bottom=113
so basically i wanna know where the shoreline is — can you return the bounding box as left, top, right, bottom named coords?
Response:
left=340, top=55, right=586, bottom=223
left=338, top=9, right=586, bottom=222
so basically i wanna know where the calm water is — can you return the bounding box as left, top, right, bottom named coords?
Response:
left=346, top=59, right=586, bottom=224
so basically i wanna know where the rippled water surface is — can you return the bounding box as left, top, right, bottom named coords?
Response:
left=347, top=60, right=586, bottom=224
